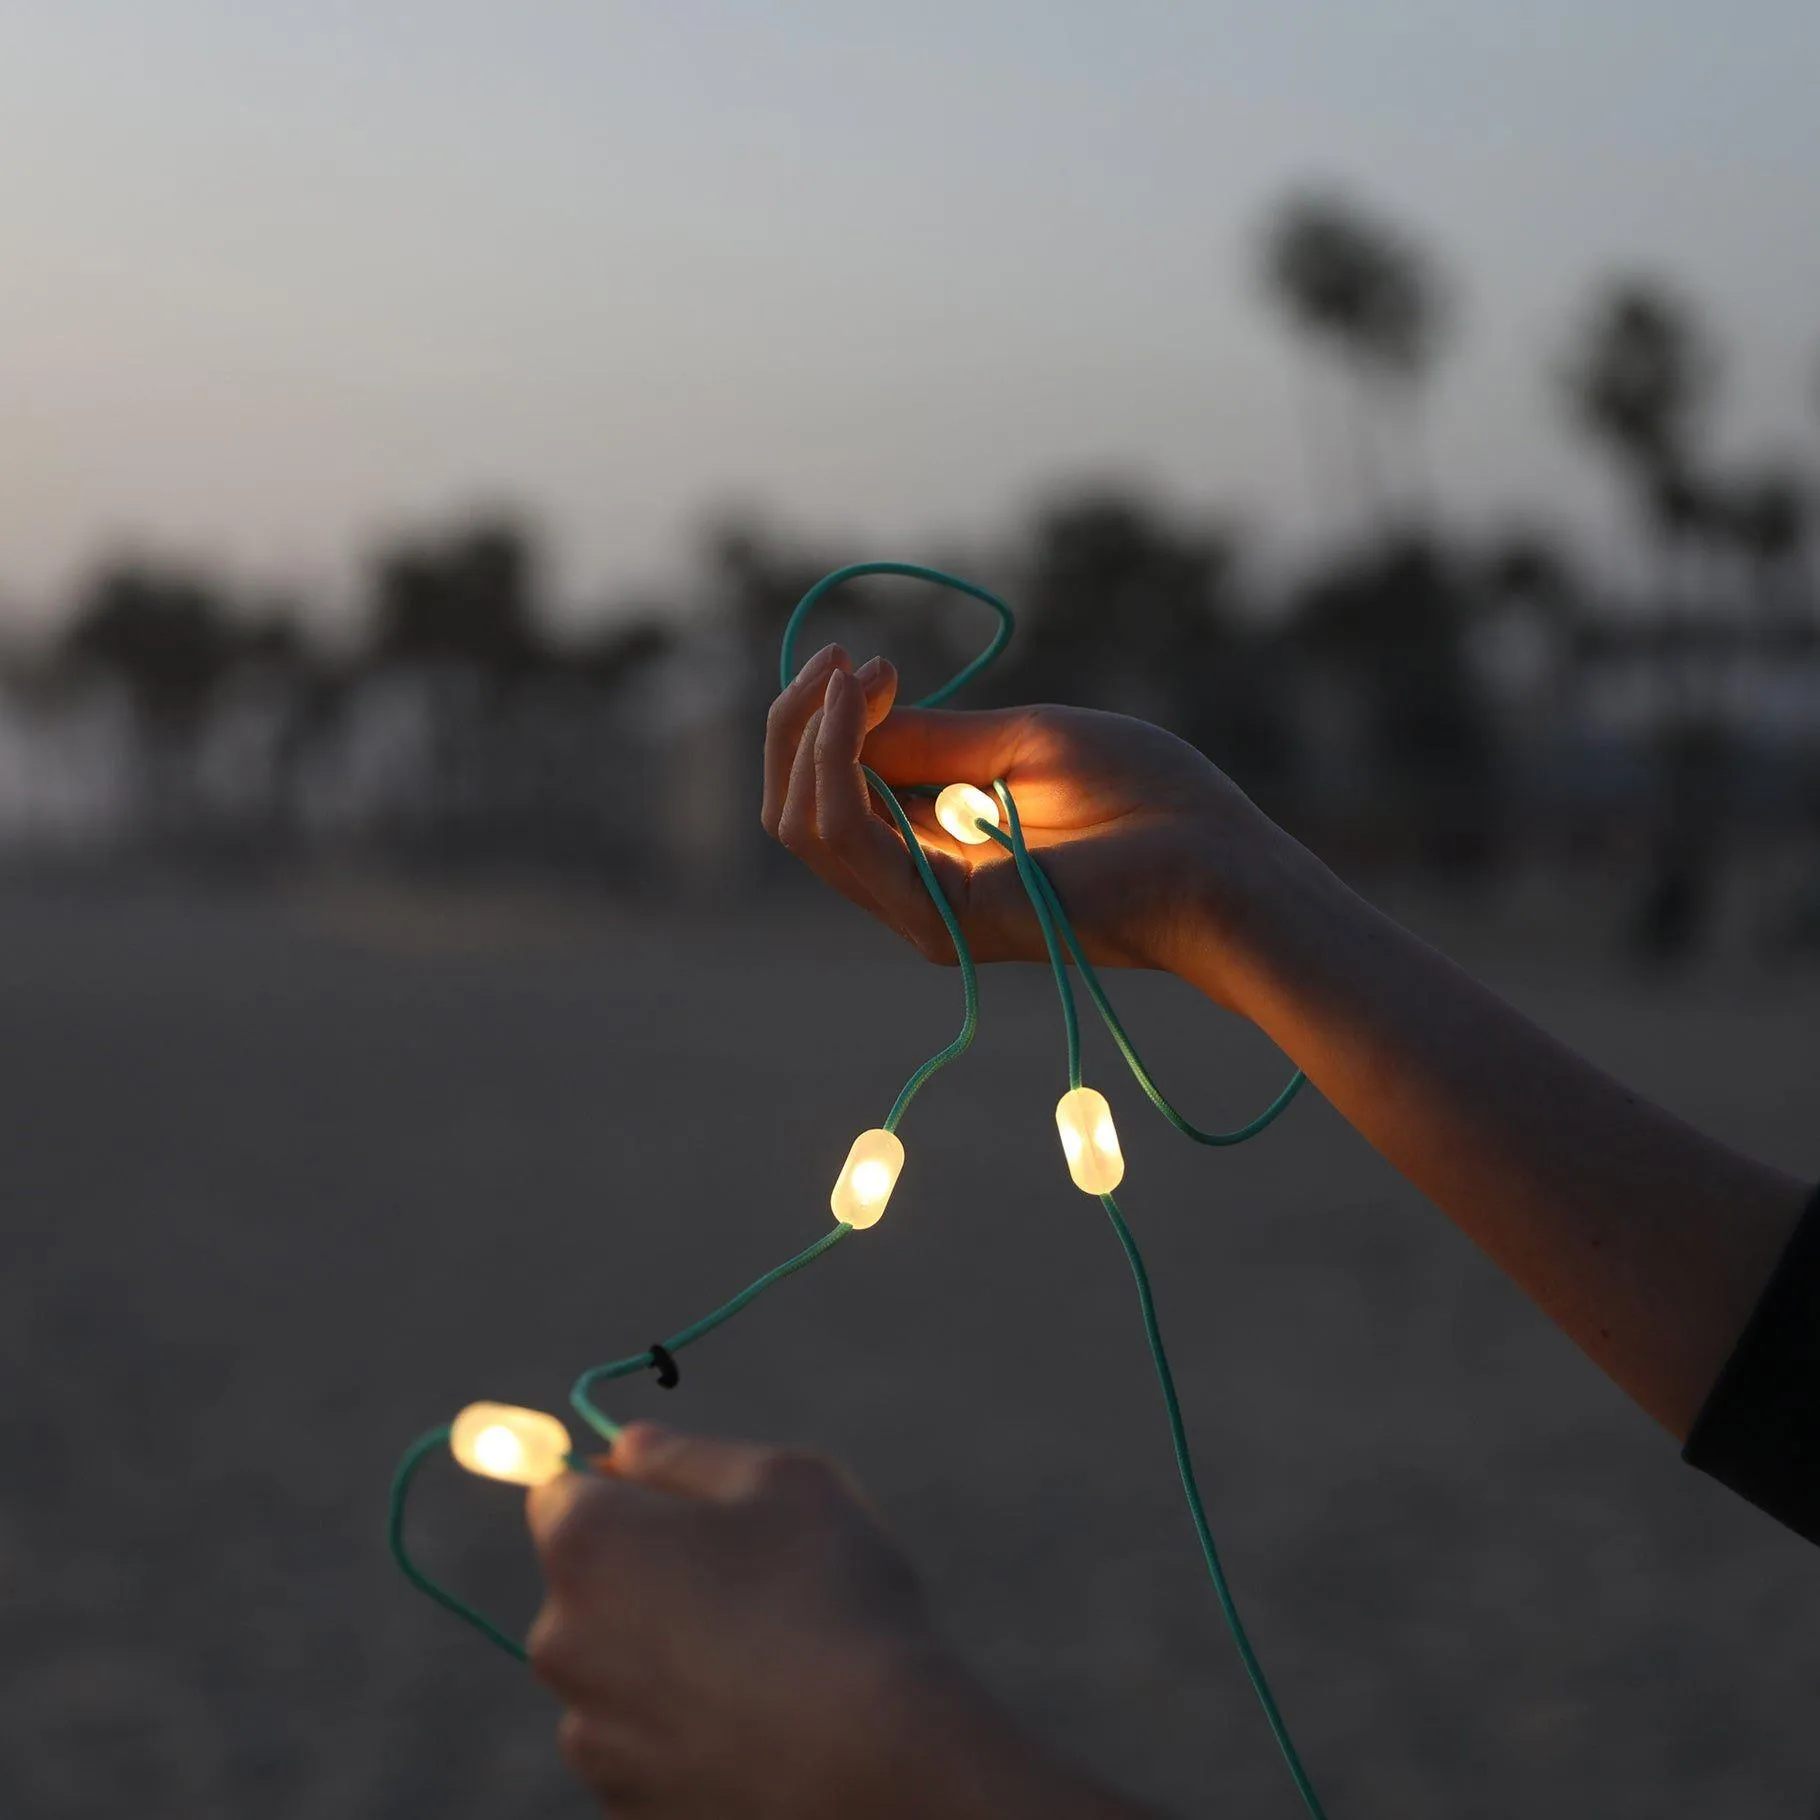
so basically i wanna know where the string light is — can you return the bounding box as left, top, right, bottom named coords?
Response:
left=450, top=1403, right=573, bottom=1486
left=389, top=561, right=1324, bottom=1820
left=1055, top=1086, right=1126, bottom=1193
left=935, top=781, right=1002, bottom=845
left=831, top=1128, right=905, bottom=1229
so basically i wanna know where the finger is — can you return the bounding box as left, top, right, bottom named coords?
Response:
left=606, top=1422, right=781, bottom=1503
left=776, top=689, right=900, bottom=926
left=526, top=1465, right=624, bottom=1554
left=815, top=669, right=958, bottom=955
left=611, top=1424, right=858, bottom=1521
left=525, top=1467, right=675, bottom=1588
left=860, top=704, right=1034, bottom=789
left=555, top=1708, right=661, bottom=1811
left=761, top=642, right=848, bottom=834
left=852, top=652, right=899, bottom=727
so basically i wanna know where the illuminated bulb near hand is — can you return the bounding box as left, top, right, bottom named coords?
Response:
left=934, top=782, right=1001, bottom=845
left=831, top=1128, right=905, bottom=1229
left=450, top=1402, right=573, bottom=1486
left=1054, top=1086, right=1125, bottom=1194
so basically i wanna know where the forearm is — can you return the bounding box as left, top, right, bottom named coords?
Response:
left=1187, top=830, right=1807, bottom=1438
left=871, top=1659, right=1166, bottom=1820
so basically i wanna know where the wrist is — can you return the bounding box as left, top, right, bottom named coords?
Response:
left=1154, top=810, right=1345, bottom=1019
left=859, top=1649, right=1153, bottom=1820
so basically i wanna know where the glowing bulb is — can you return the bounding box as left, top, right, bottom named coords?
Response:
left=474, top=1425, right=525, bottom=1477
left=1055, top=1086, right=1125, bottom=1194
left=831, top=1128, right=905, bottom=1229
left=851, top=1159, right=892, bottom=1200
left=934, top=782, right=1001, bottom=845
left=450, top=1402, right=573, bottom=1486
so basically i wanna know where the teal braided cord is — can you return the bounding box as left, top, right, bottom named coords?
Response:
left=991, top=779, right=1082, bottom=1090
left=869, top=769, right=982, bottom=1131
left=776, top=564, right=994, bottom=1129
left=975, top=819, right=1306, bottom=1144
left=564, top=767, right=982, bottom=1443
left=570, top=1224, right=853, bottom=1444
left=778, top=562, right=1014, bottom=706
left=1096, top=1192, right=1328, bottom=1820
left=388, top=1426, right=529, bottom=1662
left=991, top=772, right=1326, bottom=1815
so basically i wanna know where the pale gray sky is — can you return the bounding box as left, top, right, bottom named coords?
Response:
left=3, top=0, right=1816, bottom=629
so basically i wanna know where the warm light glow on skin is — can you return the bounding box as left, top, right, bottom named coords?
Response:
left=934, top=782, right=1001, bottom=845
left=1055, top=1086, right=1125, bottom=1193
left=450, top=1403, right=573, bottom=1486
left=831, top=1128, right=905, bottom=1228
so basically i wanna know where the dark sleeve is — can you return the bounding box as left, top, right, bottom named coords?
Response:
left=1682, top=1182, right=1820, bottom=1545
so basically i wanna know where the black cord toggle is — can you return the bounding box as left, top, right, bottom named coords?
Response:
left=647, top=1343, right=680, bottom=1389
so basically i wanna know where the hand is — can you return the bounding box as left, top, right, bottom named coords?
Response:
left=760, top=644, right=1294, bottom=999
left=526, top=1425, right=1147, bottom=1820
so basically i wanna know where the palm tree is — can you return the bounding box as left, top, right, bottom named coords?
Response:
left=1563, top=279, right=1722, bottom=955
left=1722, top=465, right=1810, bottom=647
left=1260, top=190, right=1449, bottom=536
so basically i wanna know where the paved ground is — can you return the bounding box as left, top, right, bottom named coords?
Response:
left=2, top=875, right=1818, bottom=1819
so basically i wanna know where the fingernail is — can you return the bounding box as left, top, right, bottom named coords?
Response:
left=798, top=643, right=838, bottom=679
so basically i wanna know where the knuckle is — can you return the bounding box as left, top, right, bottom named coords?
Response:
left=815, top=794, right=857, bottom=842
left=525, top=1610, right=576, bottom=1689
left=556, top=1708, right=603, bottom=1780
left=776, top=806, right=812, bottom=855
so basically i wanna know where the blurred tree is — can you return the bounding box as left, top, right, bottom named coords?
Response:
left=1260, top=190, right=1449, bottom=532
left=59, top=561, right=318, bottom=849
left=63, top=563, right=242, bottom=727
left=1561, top=278, right=1721, bottom=686
left=1480, top=530, right=1586, bottom=690
left=371, top=516, right=545, bottom=677
left=1008, top=489, right=1293, bottom=794
left=1721, top=464, right=1811, bottom=645
left=1564, top=279, right=1727, bottom=956
left=1565, top=283, right=1712, bottom=489
left=1291, top=536, right=1496, bottom=869
left=357, top=515, right=560, bottom=863
left=571, top=617, right=675, bottom=694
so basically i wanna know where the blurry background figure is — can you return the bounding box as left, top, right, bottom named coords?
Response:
left=2, top=6, right=1818, bottom=1819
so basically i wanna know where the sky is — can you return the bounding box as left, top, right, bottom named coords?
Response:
left=3, top=0, right=1817, bottom=632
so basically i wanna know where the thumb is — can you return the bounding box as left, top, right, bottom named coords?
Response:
left=605, top=1422, right=778, bottom=1503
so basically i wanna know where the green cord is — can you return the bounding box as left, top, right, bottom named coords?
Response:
left=777, top=560, right=1014, bottom=703
left=388, top=559, right=1327, bottom=1818
left=388, top=565, right=1004, bottom=1658
left=570, top=1224, right=854, bottom=1444
left=991, top=772, right=1325, bottom=1818
left=975, top=819, right=1307, bottom=1144
left=387, top=1427, right=529, bottom=1662
left=992, top=777, right=1083, bottom=1089
left=1095, top=1190, right=1329, bottom=1820
left=871, top=769, right=982, bottom=1132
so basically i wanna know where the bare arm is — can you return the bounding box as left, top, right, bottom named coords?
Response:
left=1187, top=833, right=1808, bottom=1438
left=764, top=648, right=1809, bottom=1438
left=523, top=661, right=1808, bottom=1819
